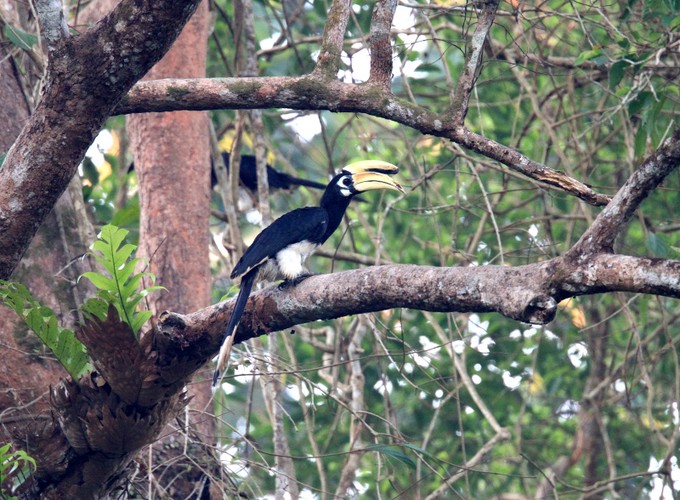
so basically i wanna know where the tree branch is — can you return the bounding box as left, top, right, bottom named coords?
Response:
left=35, top=0, right=69, bottom=47
left=449, top=0, right=499, bottom=125
left=569, top=128, right=680, bottom=256
left=27, top=251, right=679, bottom=493
left=368, top=0, right=398, bottom=87
left=116, top=76, right=611, bottom=206
left=312, top=0, right=352, bottom=78
left=157, top=255, right=680, bottom=374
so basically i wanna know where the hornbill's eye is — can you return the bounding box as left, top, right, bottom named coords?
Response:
left=212, top=158, right=403, bottom=392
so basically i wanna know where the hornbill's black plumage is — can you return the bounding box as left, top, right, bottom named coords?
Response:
left=130, top=153, right=325, bottom=193
left=217, top=153, right=327, bottom=192
left=212, top=160, right=404, bottom=391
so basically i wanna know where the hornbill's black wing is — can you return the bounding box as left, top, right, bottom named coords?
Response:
left=230, top=206, right=329, bottom=280
left=213, top=206, right=329, bottom=391
left=237, top=155, right=259, bottom=191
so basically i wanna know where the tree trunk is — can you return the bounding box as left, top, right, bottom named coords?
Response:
left=0, top=24, right=97, bottom=492
left=126, top=1, right=217, bottom=497
left=0, top=42, right=63, bottom=421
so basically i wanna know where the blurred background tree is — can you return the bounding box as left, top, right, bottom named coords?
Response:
left=1, top=0, right=678, bottom=497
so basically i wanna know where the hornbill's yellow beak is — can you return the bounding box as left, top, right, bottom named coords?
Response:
left=342, top=160, right=405, bottom=193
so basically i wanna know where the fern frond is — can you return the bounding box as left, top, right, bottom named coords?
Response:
left=80, top=224, right=164, bottom=335
left=0, top=281, right=91, bottom=379
left=0, top=442, right=36, bottom=496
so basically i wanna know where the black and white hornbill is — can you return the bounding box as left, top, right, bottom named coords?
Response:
left=212, top=160, right=404, bottom=390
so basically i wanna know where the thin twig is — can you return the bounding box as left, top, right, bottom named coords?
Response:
left=569, top=128, right=680, bottom=256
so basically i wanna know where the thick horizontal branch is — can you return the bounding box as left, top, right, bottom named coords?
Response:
left=157, top=255, right=680, bottom=371
left=560, top=254, right=680, bottom=296
left=116, top=76, right=610, bottom=206
left=34, top=251, right=680, bottom=495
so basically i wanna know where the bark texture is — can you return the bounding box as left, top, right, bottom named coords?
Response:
left=0, top=0, right=202, bottom=279
left=0, top=29, right=96, bottom=446
left=127, top=1, right=216, bottom=497
left=128, top=3, right=211, bottom=315
left=0, top=0, right=203, bottom=497
left=0, top=0, right=677, bottom=497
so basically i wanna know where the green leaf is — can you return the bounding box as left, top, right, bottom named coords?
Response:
left=80, top=224, right=162, bottom=335
left=81, top=297, right=110, bottom=321
left=131, top=310, right=153, bottom=334
left=575, top=48, right=604, bottom=65
left=112, top=243, right=137, bottom=269
left=646, top=232, right=672, bottom=257
left=80, top=271, right=115, bottom=291
left=3, top=24, right=39, bottom=51
left=628, top=91, right=653, bottom=116
left=398, top=442, right=439, bottom=462
left=110, top=199, right=140, bottom=228
left=634, top=125, right=649, bottom=159
left=0, top=444, right=36, bottom=495
left=621, top=0, right=638, bottom=19
left=669, top=15, right=680, bottom=30
left=0, top=281, right=91, bottom=379
left=116, top=257, right=140, bottom=284
left=81, top=156, right=99, bottom=186
left=609, top=60, right=628, bottom=90
left=107, top=225, right=129, bottom=252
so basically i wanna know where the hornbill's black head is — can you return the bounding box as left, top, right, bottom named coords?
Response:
left=212, top=159, right=404, bottom=392
left=321, top=160, right=404, bottom=208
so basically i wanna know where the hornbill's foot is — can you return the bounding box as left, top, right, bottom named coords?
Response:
left=278, top=273, right=315, bottom=289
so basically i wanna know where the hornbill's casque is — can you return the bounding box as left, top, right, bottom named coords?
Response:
left=212, top=160, right=404, bottom=390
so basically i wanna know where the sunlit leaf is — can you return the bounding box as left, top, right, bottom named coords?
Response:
left=80, top=224, right=163, bottom=335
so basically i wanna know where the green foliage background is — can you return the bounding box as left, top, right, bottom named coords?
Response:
left=81, top=0, right=679, bottom=497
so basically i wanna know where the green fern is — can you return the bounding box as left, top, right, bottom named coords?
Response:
left=80, top=224, right=163, bottom=335
left=0, top=443, right=35, bottom=500
left=0, top=281, right=91, bottom=379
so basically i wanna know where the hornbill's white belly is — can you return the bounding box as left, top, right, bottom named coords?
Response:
left=259, top=240, right=319, bottom=281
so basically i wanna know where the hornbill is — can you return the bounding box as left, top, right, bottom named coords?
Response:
left=212, top=160, right=404, bottom=390
left=129, top=153, right=325, bottom=193
left=217, top=153, right=327, bottom=192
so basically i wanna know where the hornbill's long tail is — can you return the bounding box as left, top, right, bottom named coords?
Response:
left=210, top=160, right=404, bottom=394
left=212, top=268, right=258, bottom=392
